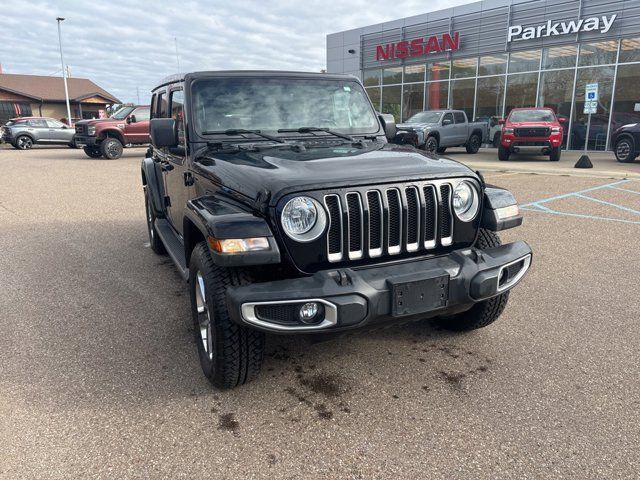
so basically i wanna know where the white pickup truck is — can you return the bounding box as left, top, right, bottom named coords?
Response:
left=395, top=110, right=489, bottom=154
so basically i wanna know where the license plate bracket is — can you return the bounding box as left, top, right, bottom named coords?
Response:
left=390, top=273, right=449, bottom=317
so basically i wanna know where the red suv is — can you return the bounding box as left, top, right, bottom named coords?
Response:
left=498, top=108, right=565, bottom=161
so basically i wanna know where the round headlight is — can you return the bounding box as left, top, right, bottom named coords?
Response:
left=453, top=182, right=479, bottom=222
left=281, top=196, right=327, bottom=242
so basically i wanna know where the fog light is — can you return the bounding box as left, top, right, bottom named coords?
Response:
left=298, top=302, right=323, bottom=324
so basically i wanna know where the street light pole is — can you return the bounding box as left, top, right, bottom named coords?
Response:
left=56, top=17, right=73, bottom=125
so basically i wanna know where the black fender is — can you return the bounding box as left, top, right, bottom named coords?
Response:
left=141, top=156, right=165, bottom=216
left=184, top=195, right=281, bottom=267
left=481, top=186, right=523, bottom=231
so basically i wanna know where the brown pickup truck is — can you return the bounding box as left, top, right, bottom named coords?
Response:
left=74, top=105, right=150, bottom=159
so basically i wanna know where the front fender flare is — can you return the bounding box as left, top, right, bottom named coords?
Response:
left=185, top=196, right=281, bottom=267
left=141, top=157, right=164, bottom=215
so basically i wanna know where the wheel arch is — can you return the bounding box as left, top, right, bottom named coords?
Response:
left=99, top=129, right=125, bottom=145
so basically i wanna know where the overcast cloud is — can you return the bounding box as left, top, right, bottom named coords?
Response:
left=1, top=0, right=472, bottom=103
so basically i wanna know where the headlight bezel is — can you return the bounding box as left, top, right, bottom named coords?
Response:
left=280, top=196, right=327, bottom=243
left=452, top=180, right=480, bottom=223
left=87, top=126, right=96, bottom=135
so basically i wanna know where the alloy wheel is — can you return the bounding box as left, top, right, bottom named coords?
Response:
left=106, top=140, right=120, bottom=158
left=18, top=137, right=33, bottom=149
left=616, top=140, right=630, bottom=161
left=194, top=271, right=213, bottom=360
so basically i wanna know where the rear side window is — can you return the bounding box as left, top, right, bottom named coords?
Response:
left=157, top=92, right=167, bottom=118
left=150, top=94, right=157, bottom=118
left=169, top=89, right=185, bottom=144
left=28, top=119, right=47, bottom=127
left=454, top=112, right=466, bottom=123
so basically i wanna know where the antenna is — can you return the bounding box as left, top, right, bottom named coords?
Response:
left=174, top=37, right=181, bottom=73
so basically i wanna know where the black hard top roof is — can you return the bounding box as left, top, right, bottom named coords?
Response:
left=152, top=70, right=358, bottom=92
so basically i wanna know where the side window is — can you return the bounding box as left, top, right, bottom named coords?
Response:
left=442, top=112, right=454, bottom=124
left=28, top=119, right=47, bottom=128
left=133, top=107, right=150, bottom=122
left=150, top=94, right=157, bottom=119
left=46, top=119, right=65, bottom=128
left=157, top=92, right=168, bottom=118
left=170, top=89, right=185, bottom=144
left=454, top=112, right=466, bottom=124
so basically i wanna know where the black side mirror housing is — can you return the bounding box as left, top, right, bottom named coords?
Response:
left=378, top=113, right=396, bottom=141
left=127, top=115, right=137, bottom=124
left=150, top=118, right=178, bottom=148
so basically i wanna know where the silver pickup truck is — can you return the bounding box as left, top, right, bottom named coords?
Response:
left=395, top=110, right=489, bottom=154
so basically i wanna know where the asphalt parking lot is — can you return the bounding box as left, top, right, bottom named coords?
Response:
left=1, top=146, right=639, bottom=479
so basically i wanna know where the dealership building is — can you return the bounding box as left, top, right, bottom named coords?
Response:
left=327, top=0, right=640, bottom=150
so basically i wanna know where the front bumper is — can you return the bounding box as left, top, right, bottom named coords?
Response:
left=226, top=241, right=532, bottom=333
left=502, top=134, right=562, bottom=152
left=73, top=135, right=98, bottom=146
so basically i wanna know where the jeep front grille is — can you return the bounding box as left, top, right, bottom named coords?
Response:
left=323, top=182, right=454, bottom=263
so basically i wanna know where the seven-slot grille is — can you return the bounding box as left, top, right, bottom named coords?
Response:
left=323, top=182, right=454, bottom=263
left=514, top=127, right=550, bottom=137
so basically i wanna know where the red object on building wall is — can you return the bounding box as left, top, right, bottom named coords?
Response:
left=375, top=33, right=460, bottom=61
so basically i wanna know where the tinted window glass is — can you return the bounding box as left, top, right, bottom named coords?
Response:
left=150, top=94, right=157, bottom=118
left=157, top=92, right=167, bottom=118
left=170, top=89, right=184, bottom=144
left=28, top=119, right=47, bottom=127
left=133, top=107, right=150, bottom=121
left=442, top=112, right=454, bottom=124
left=454, top=112, right=466, bottom=123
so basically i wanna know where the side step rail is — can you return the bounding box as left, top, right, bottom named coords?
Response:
left=154, top=218, right=189, bottom=280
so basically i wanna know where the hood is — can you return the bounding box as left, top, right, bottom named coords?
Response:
left=194, top=142, right=476, bottom=205
left=508, top=121, right=559, bottom=128
left=76, top=118, right=120, bottom=126
left=396, top=122, right=439, bottom=131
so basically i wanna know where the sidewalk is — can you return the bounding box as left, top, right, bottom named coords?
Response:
left=445, top=147, right=640, bottom=179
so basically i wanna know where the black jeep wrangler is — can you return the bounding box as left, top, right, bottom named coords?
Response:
left=142, top=71, right=532, bottom=389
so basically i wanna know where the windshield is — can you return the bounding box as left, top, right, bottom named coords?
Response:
left=406, top=111, right=443, bottom=124
left=111, top=106, right=135, bottom=120
left=509, top=110, right=556, bottom=123
left=192, top=77, right=379, bottom=136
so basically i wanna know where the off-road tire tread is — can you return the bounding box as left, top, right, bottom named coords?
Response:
left=436, top=228, right=510, bottom=331
left=144, top=189, right=166, bottom=255
left=466, top=134, right=481, bottom=154
left=191, top=242, right=264, bottom=389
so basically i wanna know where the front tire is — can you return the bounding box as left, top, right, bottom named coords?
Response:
left=83, top=146, right=102, bottom=158
left=101, top=137, right=124, bottom=159
left=436, top=229, right=510, bottom=332
left=549, top=146, right=561, bottom=161
left=189, top=242, right=265, bottom=389
left=492, top=132, right=501, bottom=148
left=424, top=136, right=439, bottom=153
left=615, top=137, right=636, bottom=163
left=498, top=144, right=510, bottom=161
left=15, top=135, right=33, bottom=150
left=465, top=134, right=481, bottom=154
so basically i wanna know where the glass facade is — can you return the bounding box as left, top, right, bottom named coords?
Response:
left=363, top=36, right=640, bottom=150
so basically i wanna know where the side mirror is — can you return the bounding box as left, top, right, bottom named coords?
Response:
left=150, top=118, right=178, bottom=148
left=378, top=113, right=396, bottom=141
left=498, top=119, right=505, bottom=125
left=127, top=115, right=137, bottom=124
left=442, top=118, right=452, bottom=126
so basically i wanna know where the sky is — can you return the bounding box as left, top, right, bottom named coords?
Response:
left=0, top=0, right=473, bottom=104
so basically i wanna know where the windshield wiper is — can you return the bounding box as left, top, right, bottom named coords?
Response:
left=201, top=128, right=286, bottom=143
left=277, top=127, right=354, bottom=142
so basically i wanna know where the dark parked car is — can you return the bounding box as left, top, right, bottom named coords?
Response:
left=1, top=117, right=76, bottom=149
left=142, top=70, right=532, bottom=389
left=611, top=122, right=640, bottom=163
